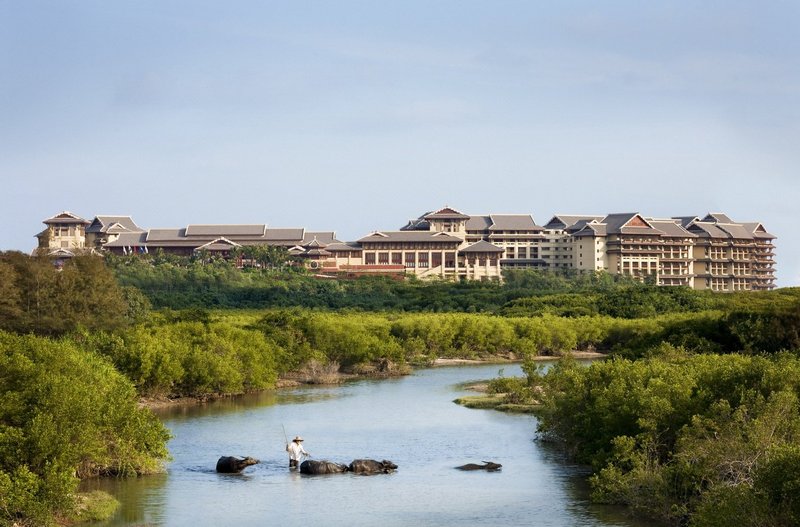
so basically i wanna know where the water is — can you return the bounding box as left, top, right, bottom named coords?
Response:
left=86, top=364, right=648, bottom=526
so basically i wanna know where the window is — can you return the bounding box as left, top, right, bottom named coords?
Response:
left=378, top=252, right=389, bottom=265
left=404, top=253, right=416, bottom=268
left=365, top=253, right=376, bottom=265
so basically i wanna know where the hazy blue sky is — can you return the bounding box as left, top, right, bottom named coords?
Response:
left=2, top=1, right=798, bottom=285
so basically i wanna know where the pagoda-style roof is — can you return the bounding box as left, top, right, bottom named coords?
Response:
left=646, top=218, right=697, bottom=238
left=42, top=211, right=90, bottom=225
left=423, top=207, right=470, bottom=221
left=543, top=214, right=604, bottom=230
left=86, top=215, right=144, bottom=234
left=602, top=213, right=662, bottom=235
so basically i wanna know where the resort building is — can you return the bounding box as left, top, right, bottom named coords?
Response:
left=33, top=206, right=777, bottom=290
left=85, top=215, right=145, bottom=250
left=35, top=211, right=91, bottom=257
left=678, top=213, right=777, bottom=291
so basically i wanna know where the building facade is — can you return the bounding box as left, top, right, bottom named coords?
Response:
left=34, top=207, right=777, bottom=290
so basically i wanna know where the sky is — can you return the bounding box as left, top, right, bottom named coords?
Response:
left=1, top=1, right=798, bottom=286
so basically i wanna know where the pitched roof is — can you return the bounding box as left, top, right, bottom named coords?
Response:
left=42, top=211, right=90, bottom=225
left=544, top=215, right=604, bottom=230
left=688, top=222, right=730, bottom=238
left=702, top=213, right=734, bottom=224
left=566, top=219, right=600, bottom=233
left=358, top=231, right=462, bottom=244
left=423, top=206, right=470, bottom=220
left=488, top=214, right=541, bottom=231
left=325, top=242, right=363, bottom=252
left=742, top=222, right=776, bottom=240
left=646, top=218, right=697, bottom=238
left=146, top=228, right=186, bottom=242
left=302, top=231, right=339, bottom=245
left=400, top=212, right=433, bottom=231
left=86, top=215, right=144, bottom=234
left=673, top=216, right=700, bottom=228
left=195, top=238, right=243, bottom=251
left=465, top=215, right=493, bottom=231
left=185, top=224, right=267, bottom=237
left=602, top=213, right=662, bottom=235
left=459, top=240, right=504, bottom=253
left=572, top=223, right=608, bottom=237
left=104, top=232, right=148, bottom=246
left=264, top=228, right=305, bottom=242
left=716, top=223, right=755, bottom=240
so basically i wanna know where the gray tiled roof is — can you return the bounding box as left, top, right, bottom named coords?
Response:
left=716, top=223, right=755, bottom=240
left=185, top=224, right=267, bottom=237
left=602, top=213, right=662, bottom=235
left=424, top=207, right=470, bottom=220
left=104, top=232, right=148, bottom=246
left=264, top=228, right=305, bottom=241
left=646, top=218, right=697, bottom=238
left=742, top=222, right=777, bottom=240
left=689, top=222, right=730, bottom=238
left=86, top=216, right=144, bottom=234
left=544, top=215, right=604, bottom=230
left=146, top=228, right=186, bottom=242
left=43, top=211, right=90, bottom=225
left=572, top=223, right=607, bottom=237
left=673, top=216, right=700, bottom=228
left=195, top=238, right=243, bottom=251
left=466, top=215, right=492, bottom=231
left=459, top=240, right=504, bottom=253
left=400, top=212, right=433, bottom=231
left=358, top=231, right=462, bottom=244
left=325, top=242, right=363, bottom=252
left=302, top=231, right=339, bottom=245
left=488, top=214, right=541, bottom=231
left=702, top=213, right=734, bottom=224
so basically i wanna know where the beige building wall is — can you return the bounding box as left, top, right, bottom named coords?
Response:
left=573, top=237, right=607, bottom=271
left=45, top=224, right=86, bottom=250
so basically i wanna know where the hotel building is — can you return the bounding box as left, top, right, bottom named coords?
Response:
left=34, top=206, right=777, bottom=290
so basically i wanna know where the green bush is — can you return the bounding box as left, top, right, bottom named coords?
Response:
left=0, top=332, right=170, bottom=525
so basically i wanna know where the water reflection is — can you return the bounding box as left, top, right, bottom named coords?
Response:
left=86, top=363, right=652, bottom=527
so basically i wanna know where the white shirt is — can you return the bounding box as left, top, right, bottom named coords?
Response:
left=286, top=441, right=308, bottom=461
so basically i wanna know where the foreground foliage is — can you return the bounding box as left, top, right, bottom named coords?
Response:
left=0, top=332, right=170, bottom=526
left=532, top=350, right=800, bottom=526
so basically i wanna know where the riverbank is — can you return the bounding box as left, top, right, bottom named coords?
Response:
left=139, top=352, right=607, bottom=410
left=432, top=350, right=606, bottom=366
left=451, top=351, right=608, bottom=413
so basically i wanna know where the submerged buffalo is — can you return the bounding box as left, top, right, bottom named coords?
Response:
left=300, top=460, right=349, bottom=474
left=456, top=461, right=502, bottom=471
left=216, top=456, right=260, bottom=473
left=349, top=459, right=398, bottom=474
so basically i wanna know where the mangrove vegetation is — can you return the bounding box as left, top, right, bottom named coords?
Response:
left=1, top=251, right=799, bottom=526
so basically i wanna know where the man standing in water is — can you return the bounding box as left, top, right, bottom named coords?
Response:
left=286, top=435, right=309, bottom=469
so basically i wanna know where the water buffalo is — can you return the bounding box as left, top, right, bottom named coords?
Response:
left=456, top=461, right=502, bottom=471
left=349, top=459, right=398, bottom=474
left=300, top=460, right=349, bottom=474
left=216, top=456, right=260, bottom=473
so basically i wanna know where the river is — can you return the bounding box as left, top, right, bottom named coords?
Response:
left=86, top=363, right=650, bottom=526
